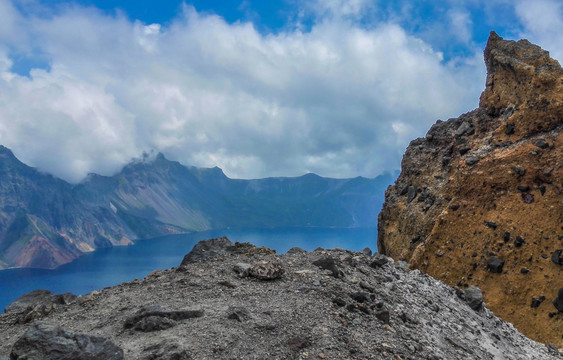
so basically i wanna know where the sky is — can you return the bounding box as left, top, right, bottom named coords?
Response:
left=0, top=0, right=561, bottom=182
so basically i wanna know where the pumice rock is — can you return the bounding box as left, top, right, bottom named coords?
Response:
left=378, top=31, right=563, bottom=346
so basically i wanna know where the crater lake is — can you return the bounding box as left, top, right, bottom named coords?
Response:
left=0, top=227, right=377, bottom=310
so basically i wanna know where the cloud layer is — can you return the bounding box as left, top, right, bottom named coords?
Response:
left=0, top=0, right=560, bottom=182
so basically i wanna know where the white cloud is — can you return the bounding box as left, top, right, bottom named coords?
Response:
left=0, top=1, right=485, bottom=182
left=515, top=0, right=563, bottom=61
left=0, top=67, right=139, bottom=182
left=308, top=0, right=373, bottom=18
left=447, top=9, right=473, bottom=44
left=0, top=0, right=19, bottom=43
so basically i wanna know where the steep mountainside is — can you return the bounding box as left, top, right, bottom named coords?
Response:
left=0, top=238, right=560, bottom=359
left=0, top=149, right=391, bottom=270
left=0, top=146, right=134, bottom=270
left=378, top=32, right=563, bottom=346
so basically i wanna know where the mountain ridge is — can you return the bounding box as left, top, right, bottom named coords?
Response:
left=0, top=146, right=392, bottom=270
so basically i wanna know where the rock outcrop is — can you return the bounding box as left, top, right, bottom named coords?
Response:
left=378, top=31, right=563, bottom=346
left=10, top=322, right=123, bottom=360
left=0, top=238, right=560, bottom=359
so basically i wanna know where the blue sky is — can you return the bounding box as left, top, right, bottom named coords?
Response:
left=0, top=0, right=561, bottom=182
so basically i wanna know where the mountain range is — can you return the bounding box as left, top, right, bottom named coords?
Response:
left=0, top=146, right=392, bottom=270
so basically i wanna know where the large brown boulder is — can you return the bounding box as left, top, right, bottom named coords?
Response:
left=378, top=31, right=563, bottom=346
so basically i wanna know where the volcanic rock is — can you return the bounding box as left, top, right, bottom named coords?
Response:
left=0, top=238, right=558, bottom=359
left=554, top=288, right=563, bottom=312
left=4, top=290, right=76, bottom=315
left=464, top=286, right=484, bottom=310
left=9, top=322, right=123, bottom=360
left=378, top=32, right=563, bottom=346
left=487, top=256, right=505, bottom=273
left=123, top=305, right=204, bottom=331
left=551, top=250, right=563, bottom=265
left=4, top=290, right=77, bottom=325
left=180, top=236, right=235, bottom=265
left=531, top=296, right=546, bottom=309
left=248, top=261, right=285, bottom=280
left=370, top=253, right=390, bottom=268
left=312, top=256, right=344, bottom=278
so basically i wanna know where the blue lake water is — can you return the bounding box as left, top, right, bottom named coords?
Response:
left=0, top=227, right=377, bottom=311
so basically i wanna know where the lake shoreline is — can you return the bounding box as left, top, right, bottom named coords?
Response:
left=1, top=227, right=378, bottom=311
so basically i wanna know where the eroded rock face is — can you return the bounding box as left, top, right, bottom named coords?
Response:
left=4, top=290, right=77, bottom=325
left=180, top=236, right=235, bottom=265
left=180, top=237, right=277, bottom=267
left=378, top=31, right=563, bottom=346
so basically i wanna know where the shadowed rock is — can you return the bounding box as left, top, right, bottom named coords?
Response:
left=124, top=305, right=204, bottom=332
left=487, top=256, right=505, bottom=273
left=5, top=290, right=76, bottom=315
left=554, top=288, right=563, bottom=312
left=370, top=253, right=390, bottom=268
left=181, top=237, right=235, bottom=265
left=10, top=322, right=123, bottom=360
left=312, top=256, right=344, bottom=278
left=551, top=250, right=562, bottom=265
left=5, top=290, right=77, bottom=324
left=464, top=286, right=483, bottom=310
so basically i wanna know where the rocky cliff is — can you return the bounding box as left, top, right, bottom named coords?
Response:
left=0, top=238, right=560, bottom=359
left=0, top=148, right=391, bottom=270
left=378, top=31, right=563, bottom=346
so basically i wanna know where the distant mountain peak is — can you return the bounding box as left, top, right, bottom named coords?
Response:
left=0, top=143, right=390, bottom=271
left=130, top=150, right=166, bottom=165
left=0, top=145, right=16, bottom=159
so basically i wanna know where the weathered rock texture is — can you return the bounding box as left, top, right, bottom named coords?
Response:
left=10, top=321, right=124, bottom=360
left=0, top=238, right=560, bottom=359
left=378, top=31, right=563, bottom=346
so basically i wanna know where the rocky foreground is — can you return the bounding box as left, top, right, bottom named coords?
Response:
left=0, top=237, right=561, bottom=359
left=378, top=32, right=563, bottom=345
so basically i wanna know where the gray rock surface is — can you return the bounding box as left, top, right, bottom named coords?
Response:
left=0, top=239, right=560, bottom=359
left=464, top=286, right=484, bottom=311
left=123, top=305, right=204, bottom=332
left=552, top=250, right=563, bottom=265
left=4, top=289, right=77, bottom=325
left=180, top=236, right=235, bottom=265
left=486, top=256, right=505, bottom=273
left=9, top=322, right=123, bottom=360
left=4, top=290, right=76, bottom=315
left=248, top=261, right=285, bottom=280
